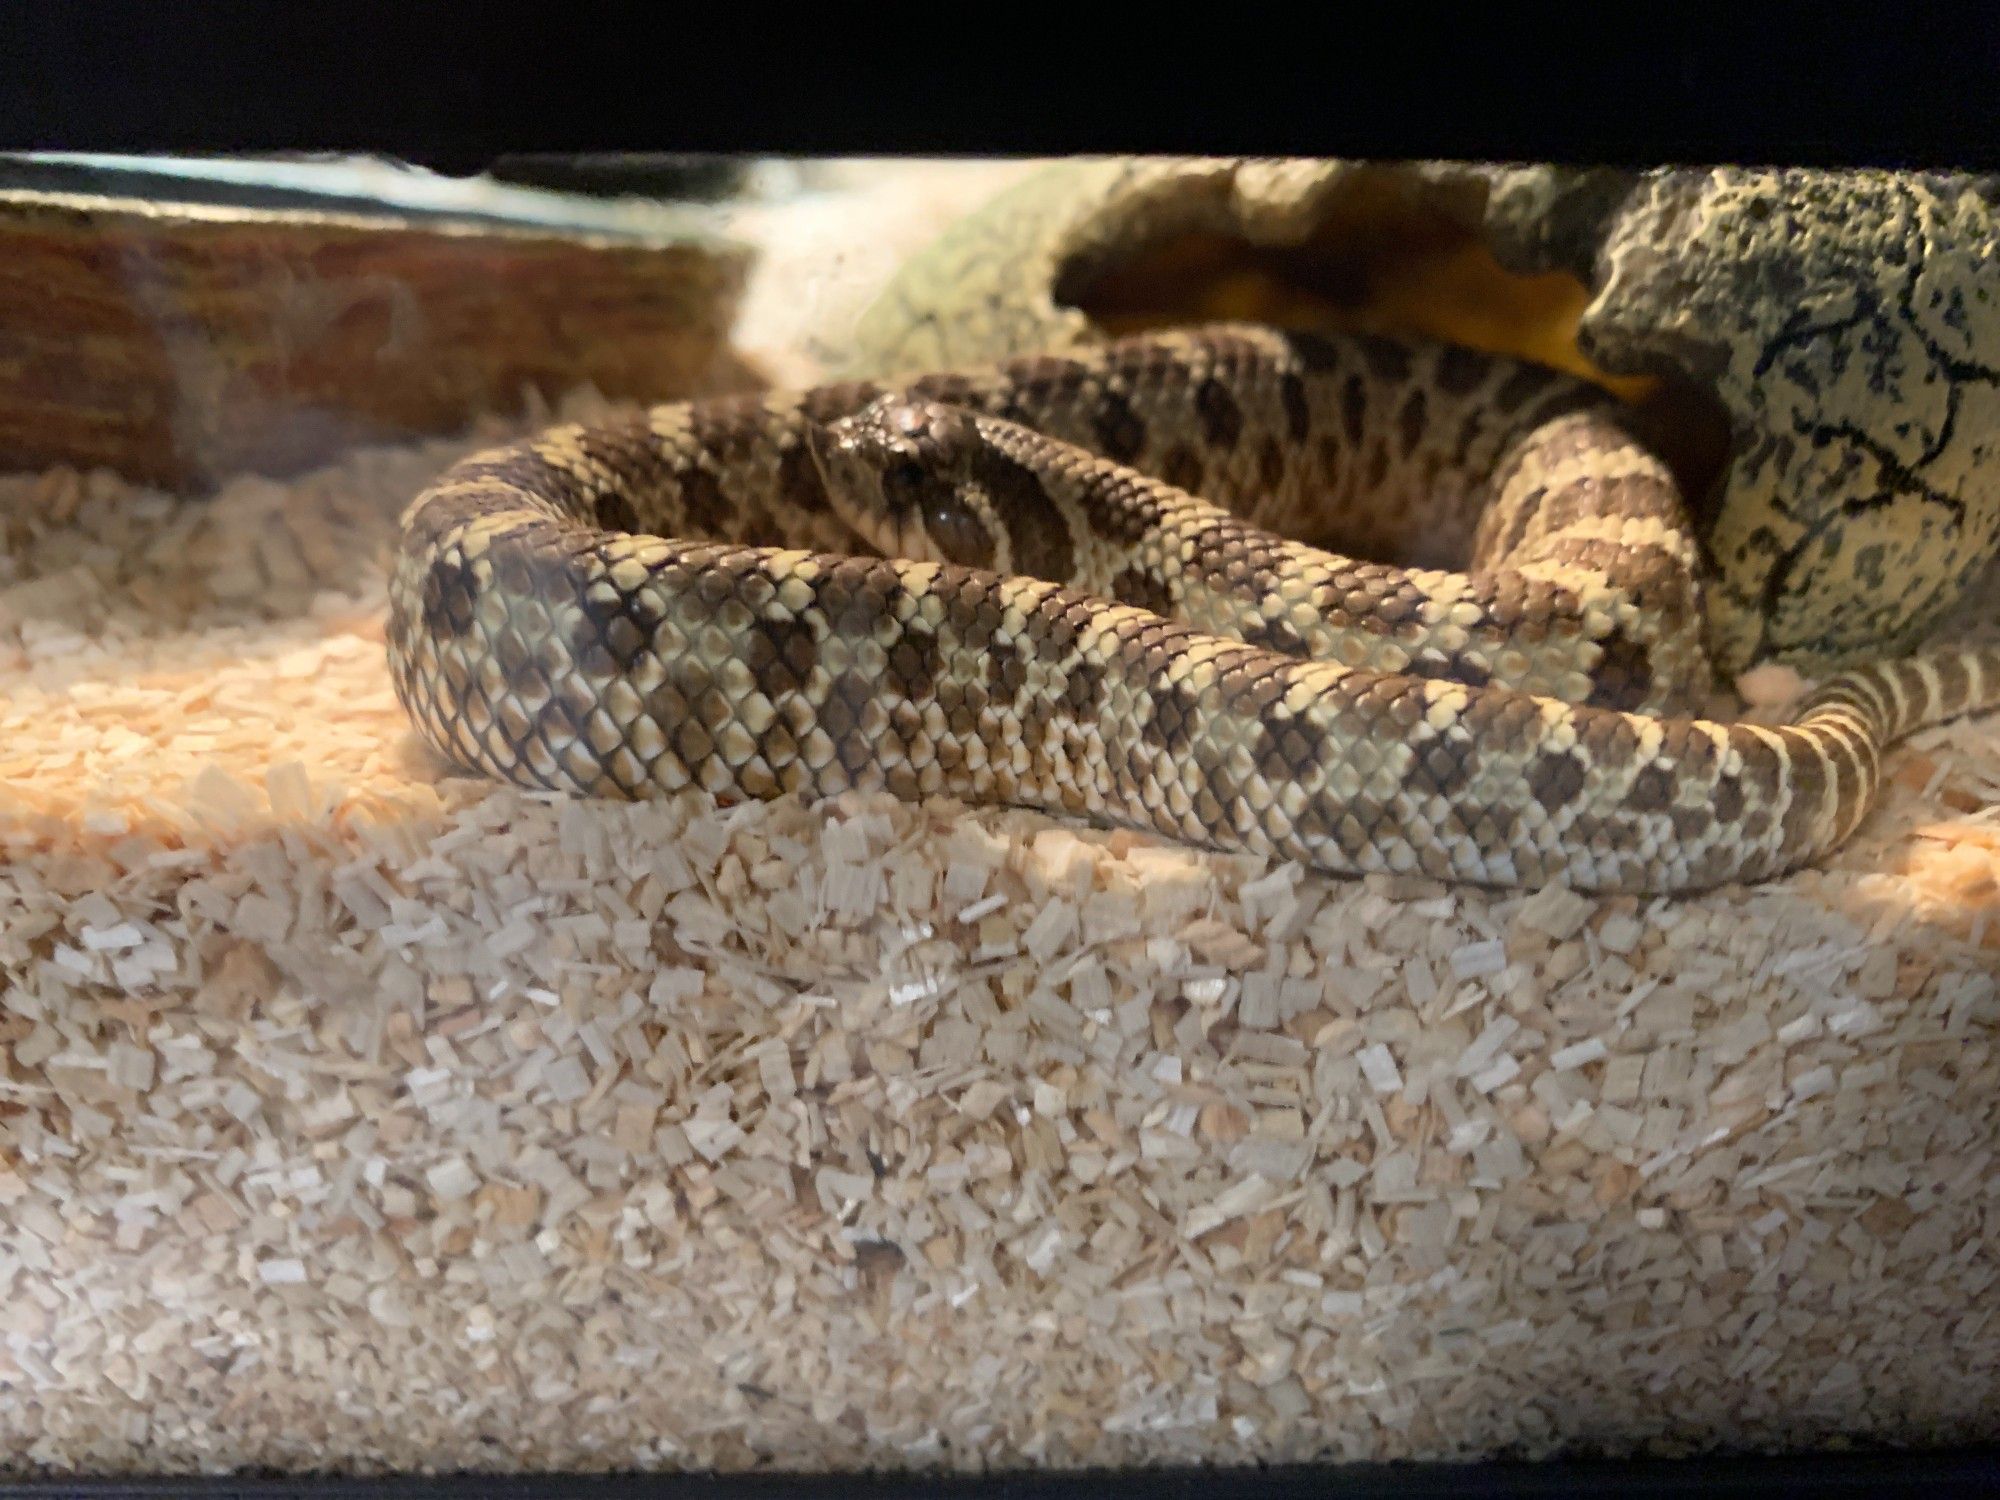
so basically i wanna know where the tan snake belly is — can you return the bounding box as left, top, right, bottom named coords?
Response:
left=387, top=325, right=2000, bottom=893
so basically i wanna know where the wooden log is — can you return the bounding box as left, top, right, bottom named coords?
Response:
left=0, top=185, right=754, bottom=490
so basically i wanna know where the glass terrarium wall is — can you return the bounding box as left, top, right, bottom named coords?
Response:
left=0, top=154, right=1995, bottom=1475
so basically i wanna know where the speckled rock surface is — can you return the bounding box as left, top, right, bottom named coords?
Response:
left=1489, top=168, right=2000, bottom=674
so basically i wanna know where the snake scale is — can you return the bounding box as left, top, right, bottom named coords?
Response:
left=387, top=324, right=2000, bottom=894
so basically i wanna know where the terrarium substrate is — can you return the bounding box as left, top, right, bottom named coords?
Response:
left=1, top=164, right=1999, bottom=1474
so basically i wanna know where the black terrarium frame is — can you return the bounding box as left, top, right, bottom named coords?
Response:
left=2, top=5, right=1996, bottom=1497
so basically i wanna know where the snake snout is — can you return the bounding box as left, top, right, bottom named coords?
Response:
left=804, top=412, right=899, bottom=553
left=821, top=397, right=979, bottom=469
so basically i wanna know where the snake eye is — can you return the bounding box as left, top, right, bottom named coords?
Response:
left=926, top=496, right=994, bottom=570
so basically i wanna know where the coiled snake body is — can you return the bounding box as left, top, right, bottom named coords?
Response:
left=388, top=325, right=2000, bottom=893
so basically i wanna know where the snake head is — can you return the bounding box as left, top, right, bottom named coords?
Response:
left=808, top=398, right=1006, bottom=571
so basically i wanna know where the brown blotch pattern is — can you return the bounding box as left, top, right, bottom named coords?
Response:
left=572, top=572, right=666, bottom=677
left=1159, top=443, right=1204, bottom=493
left=1256, top=437, right=1286, bottom=495
left=888, top=628, right=949, bottom=701
left=1398, top=388, right=1429, bottom=459
left=985, top=644, right=1028, bottom=701
left=1141, top=676, right=1206, bottom=757
left=1279, top=372, right=1311, bottom=444
left=1407, top=652, right=1492, bottom=690
left=1494, top=363, right=1562, bottom=415
left=1111, top=566, right=1177, bottom=618
left=1528, top=749, right=1588, bottom=811
left=1624, top=763, right=1674, bottom=813
left=1091, top=391, right=1148, bottom=464
left=420, top=554, right=480, bottom=641
left=676, top=469, right=733, bottom=538
left=774, top=443, right=831, bottom=525
left=744, top=614, right=821, bottom=698
left=1195, top=378, right=1244, bottom=450
left=1360, top=338, right=1412, bottom=384
left=1280, top=329, right=1343, bottom=372
left=1435, top=343, right=1488, bottom=396
left=1589, top=629, right=1657, bottom=712
left=1339, top=375, right=1367, bottom=447
left=1060, top=655, right=1108, bottom=715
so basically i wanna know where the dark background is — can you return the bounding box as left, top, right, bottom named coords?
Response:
left=1, top=5, right=1996, bottom=171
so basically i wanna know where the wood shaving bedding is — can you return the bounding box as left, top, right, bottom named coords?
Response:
left=1, top=165, right=1998, bottom=1476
